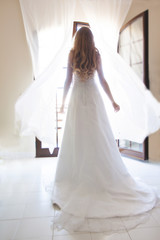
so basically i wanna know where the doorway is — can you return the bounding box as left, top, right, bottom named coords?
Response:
left=36, top=21, right=90, bottom=157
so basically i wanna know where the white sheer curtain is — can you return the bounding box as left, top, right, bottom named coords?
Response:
left=16, top=0, right=76, bottom=151
left=80, top=0, right=160, bottom=142
left=15, top=0, right=160, bottom=152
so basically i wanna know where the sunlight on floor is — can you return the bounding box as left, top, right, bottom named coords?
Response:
left=0, top=157, right=160, bottom=240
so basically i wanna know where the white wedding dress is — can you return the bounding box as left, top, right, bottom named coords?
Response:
left=52, top=72, right=159, bottom=232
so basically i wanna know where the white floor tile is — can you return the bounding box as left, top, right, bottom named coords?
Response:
left=31, top=183, right=48, bottom=193
left=14, top=237, right=52, bottom=240
left=0, top=219, right=19, bottom=240
left=151, top=207, right=160, bottom=225
left=0, top=157, right=160, bottom=240
left=128, top=227, right=160, bottom=240
left=121, top=212, right=159, bottom=230
left=53, top=233, right=91, bottom=240
left=26, top=191, right=52, bottom=204
left=91, top=231, right=131, bottom=240
left=0, top=204, right=26, bottom=220
left=23, top=202, right=54, bottom=218
left=0, top=183, right=34, bottom=194
left=14, top=217, right=53, bottom=239
left=0, top=192, right=27, bottom=206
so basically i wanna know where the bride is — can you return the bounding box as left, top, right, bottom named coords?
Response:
left=52, top=27, right=159, bottom=232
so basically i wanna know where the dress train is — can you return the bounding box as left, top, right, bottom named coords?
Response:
left=52, top=74, right=159, bottom=232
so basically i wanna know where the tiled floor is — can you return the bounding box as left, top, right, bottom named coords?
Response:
left=0, top=157, right=160, bottom=240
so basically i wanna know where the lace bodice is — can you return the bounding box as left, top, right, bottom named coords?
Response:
left=73, top=72, right=95, bottom=85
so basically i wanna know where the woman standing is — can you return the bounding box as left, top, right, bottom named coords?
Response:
left=52, top=27, right=159, bottom=232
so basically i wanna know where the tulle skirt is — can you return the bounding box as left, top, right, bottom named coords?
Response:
left=52, top=76, right=159, bottom=232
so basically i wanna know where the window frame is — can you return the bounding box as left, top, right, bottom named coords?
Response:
left=117, top=10, right=149, bottom=160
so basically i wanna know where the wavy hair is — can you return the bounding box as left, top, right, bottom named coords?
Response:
left=71, top=27, right=99, bottom=79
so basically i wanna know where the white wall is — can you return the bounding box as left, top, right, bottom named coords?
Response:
left=124, top=0, right=160, bottom=162
left=0, top=0, right=35, bottom=159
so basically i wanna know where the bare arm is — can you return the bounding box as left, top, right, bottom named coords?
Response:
left=60, top=51, right=73, bottom=113
left=97, top=55, right=120, bottom=112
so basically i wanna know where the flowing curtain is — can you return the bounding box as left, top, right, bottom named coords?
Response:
left=80, top=0, right=160, bottom=142
left=15, top=0, right=160, bottom=152
left=15, top=0, right=76, bottom=152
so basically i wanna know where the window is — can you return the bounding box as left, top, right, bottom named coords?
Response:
left=117, top=10, right=149, bottom=160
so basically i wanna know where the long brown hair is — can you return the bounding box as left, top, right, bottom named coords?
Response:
left=71, top=27, right=99, bottom=79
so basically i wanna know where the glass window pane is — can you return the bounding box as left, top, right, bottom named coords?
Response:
left=131, top=40, right=143, bottom=65
left=131, top=17, right=143, bottom=41
left=119, top=45, right=130, bottom=64
left=119, top=27, right=130, bottom=46
left=118, top=15, right=144, bottom=156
